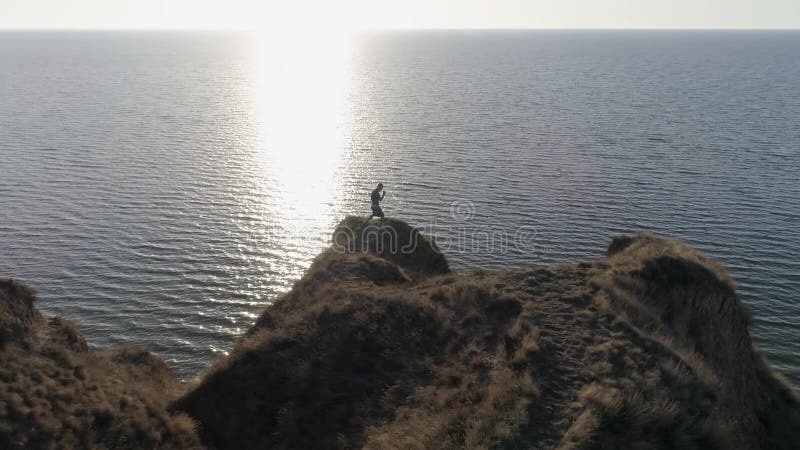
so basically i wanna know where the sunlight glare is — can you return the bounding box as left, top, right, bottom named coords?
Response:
left=250, top=29, right=356, bottom=243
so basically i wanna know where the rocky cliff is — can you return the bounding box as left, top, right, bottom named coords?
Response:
left=2, top=217, right=799, bottom=449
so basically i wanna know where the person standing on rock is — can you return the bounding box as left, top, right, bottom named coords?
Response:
left=367, top=183, right=386, bottom=225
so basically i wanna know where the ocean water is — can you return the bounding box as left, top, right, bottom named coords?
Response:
left=1, top=30, right=798, bottom=381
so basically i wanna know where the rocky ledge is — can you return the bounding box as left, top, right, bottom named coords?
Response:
left=2, top=217, right=799, bottom=449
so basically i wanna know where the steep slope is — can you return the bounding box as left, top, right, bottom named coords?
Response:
left=0, top=279, right=201, bottom=449
left=174, top=218, right=800, bottom=449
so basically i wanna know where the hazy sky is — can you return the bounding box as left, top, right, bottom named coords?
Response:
left=2, top=0, right=799, bottom=30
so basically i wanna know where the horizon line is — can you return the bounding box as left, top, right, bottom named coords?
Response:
left=1, top=26, right=799, bottom=32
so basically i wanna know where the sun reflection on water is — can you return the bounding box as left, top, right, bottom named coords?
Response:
left=248, top=31, right=356, bottom=280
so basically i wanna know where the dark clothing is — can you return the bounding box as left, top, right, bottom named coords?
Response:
left=370, top=188, right=384, bottom=219
left=371, top=189, right=382, bottom=206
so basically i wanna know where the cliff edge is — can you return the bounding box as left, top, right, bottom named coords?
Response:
left=0, top=279, right=201, bottom=449
left=2, top=217, right=798, bottom=449
left=173, top=217, right=799, bottom=449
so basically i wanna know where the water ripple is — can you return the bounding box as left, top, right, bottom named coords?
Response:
left=1, top=30, right=799, bottom=382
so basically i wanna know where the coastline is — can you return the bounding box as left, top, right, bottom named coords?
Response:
left=2, top=217, right=798, bottom=448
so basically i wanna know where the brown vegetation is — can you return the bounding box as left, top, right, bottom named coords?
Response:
left=0, top=279, right=201, bottom=449
left=2, top=218, right=798, bottom=449
left=173, top=218, right=800, bottom=449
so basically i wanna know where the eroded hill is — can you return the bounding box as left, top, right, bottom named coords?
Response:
left=2, top=217, right=798, bottom=449
left=0, top=279, right=201, bottom=449
left=173, top=217, right=800, bottom=449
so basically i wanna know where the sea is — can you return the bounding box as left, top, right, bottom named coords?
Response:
left=1, top=30, right=798, bottom=381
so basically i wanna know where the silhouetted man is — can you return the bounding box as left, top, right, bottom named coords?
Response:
left=367, top=183, right=386, bottom=225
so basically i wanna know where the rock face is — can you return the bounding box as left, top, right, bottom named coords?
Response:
left=0, top=279, right=201, bottom=449
left=332, top=216, right=451, bottom=279
left=172, top=218, right=800, bottom=450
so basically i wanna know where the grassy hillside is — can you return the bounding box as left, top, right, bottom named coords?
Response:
left=173, top=218, right=800, bottom=449
left=2, top=217, right=798, bottom=449
left=0, top=279, right=201, bottom=449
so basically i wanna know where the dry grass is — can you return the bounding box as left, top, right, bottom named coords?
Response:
left=0, top=279, right=202, bottom=449
left=585, top=232, right=800, bottom=450
left=4, top=222, right=799, bottom=450
left=176, top=223, right=800, bottom=449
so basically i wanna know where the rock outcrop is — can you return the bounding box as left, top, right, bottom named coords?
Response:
left=2, top=217, right=798, bottom=449
left=173, top=217, right=799, bottom=450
